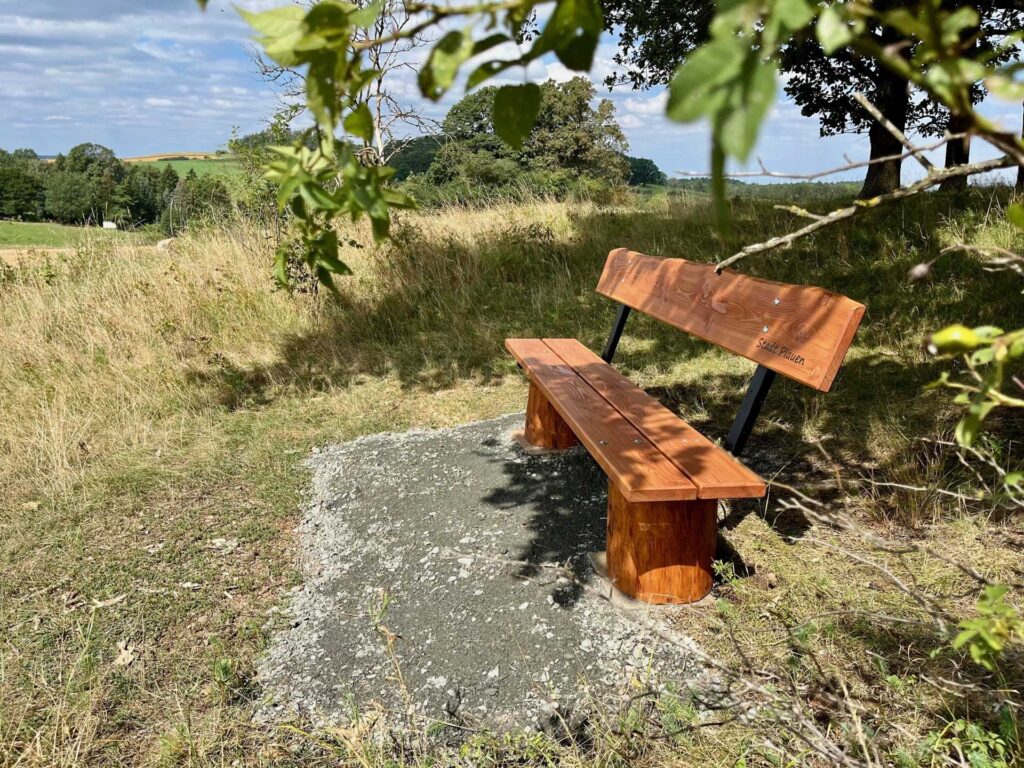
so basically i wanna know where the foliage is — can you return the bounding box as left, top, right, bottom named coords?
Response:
left=952, top=585, right=1024, bottom=673
left=0, top=165, right=44, bottom=219
left=160, top=170, right=233, bottom=235
left=921, top=718, right=1013, bottom=768
left=44, top=170, right=101, bottom=224
left=0, top=142, right=226, bottom=233
left=235, top=0, right=608, bottom=286
left=600, top=1, right=1024, bottom=195
left=387, top=136, right=442, bottom=181
left=625, top=156, right=666, bottom=186
left=410, top=77, right=630, bottom=204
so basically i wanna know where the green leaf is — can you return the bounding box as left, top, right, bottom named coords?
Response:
left=1004, top=472, right=1024, bottom=488
left=466, top=59, right=517, bottom=90
left=273, top=245, right=290, bottom=289
left=492, top=83, right=541, bottom=150
left=710, top=139, right=732, bottom=236
left=239, top=6, right=306, bottom=64
left=986, top=73, right=1024, bottom=102
left=666, top=36, right=746, bottom=123
left=350, top=0, right=384, bottom=27
left=534, top=0, right=603, bottom=71
left=940, top=6, right=980, bottom=46
left=970, top=347, right=995, bottom=367
left=1007, top=203, right=1024, bottom=229
left=720, top=59, right=777, bottom=160
left=926, top=324, right=981, bottom=355
left=773, top=0, right=815, bottom=31
left=973, top=326, right=1005, bottom=340
left=419, top=29, right=475, bottom=100
left=816, top=6, right=854, bottom=54
left=955, top=401, right=996, bottom=447
left=344, top=102, right=374, bottom=142
left=299, top=182, right=340, bottom=212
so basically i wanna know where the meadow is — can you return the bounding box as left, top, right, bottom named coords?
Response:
left=1, top=190, right=1022, bottom=766
left=0, top=220, right=151, bottom=251
left=138, top=157, right=243, bottom=178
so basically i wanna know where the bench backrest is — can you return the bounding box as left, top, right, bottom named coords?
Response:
left=597, top=248, right=865, bottom=392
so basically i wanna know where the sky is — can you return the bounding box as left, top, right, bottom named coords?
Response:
left=1, top=0, right=1021, bottom=183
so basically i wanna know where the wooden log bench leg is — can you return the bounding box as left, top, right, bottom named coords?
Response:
left=523, top=380, right=578, bottom=450
left=606, top=481, right=718, bottom=604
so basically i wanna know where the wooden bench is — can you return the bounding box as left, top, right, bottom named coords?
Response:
left=506, top=248, right=865, bottom=605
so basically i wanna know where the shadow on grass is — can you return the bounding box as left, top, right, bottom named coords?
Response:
left=189, top=189, right=1023, bottom=525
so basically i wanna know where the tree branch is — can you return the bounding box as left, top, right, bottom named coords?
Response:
left=715, top=155, right=1016, bottom=273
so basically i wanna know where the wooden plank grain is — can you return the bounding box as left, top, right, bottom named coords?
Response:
left=543, top=339, right=765, bottom=500
left=505, top=338, right=697, bottom=502
left=596, top=249, right=865, bottom=392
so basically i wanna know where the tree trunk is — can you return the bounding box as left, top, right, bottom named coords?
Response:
left=858, top=30, right=910, bottom=199
left=939, top=112, right=972, bottom=193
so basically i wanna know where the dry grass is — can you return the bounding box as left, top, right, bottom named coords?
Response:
left=1, top=192, right=1022, bottom=766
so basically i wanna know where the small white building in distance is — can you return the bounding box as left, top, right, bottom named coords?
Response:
left=102, top=221, right=118, bottom=230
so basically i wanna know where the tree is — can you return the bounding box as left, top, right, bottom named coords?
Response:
left=599, top=0, right=1024, bottom=197
left=433, top=78, right=629, bottom=185
left=113, top=165, right=164, bottom=225
left=387, top=136, right=442, bottom=181
left=45, top=171, right=98, bottom=224
left=0, top=166, right=43, bottom=219
left=528, top=77, right=629, bottom=181
left=61, top=143, right=124, bottom=182
left=251, top=0, right=437, bottom=166
left=160, top=173, right=232, bottom=234
left=624, top=156, right=666, bottom=186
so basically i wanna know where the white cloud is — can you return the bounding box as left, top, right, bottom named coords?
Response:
left=44, top=115, right=71, bottom=121
left=621, top=92, right=667, bottom=116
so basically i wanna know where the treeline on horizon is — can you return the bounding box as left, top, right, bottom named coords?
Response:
left=0, top=74, right=879, bottom=234
left=0, top=145, right=231, bottom=233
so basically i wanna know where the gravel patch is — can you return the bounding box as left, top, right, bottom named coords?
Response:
left=257, top=413, right=707, bottom=739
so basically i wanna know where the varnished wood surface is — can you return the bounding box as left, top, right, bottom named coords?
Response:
left=542, top=338, right=764, bottom=499
left=505, top=339, right=698, bottom=501
left=596, top=248, right=865, bottom=392
left=524, top=381, right=578, bottom=449
left=606, top=481, right=718, bottom=604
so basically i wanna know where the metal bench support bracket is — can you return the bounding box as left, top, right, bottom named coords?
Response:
left=725, top=365, right=776, bottom=457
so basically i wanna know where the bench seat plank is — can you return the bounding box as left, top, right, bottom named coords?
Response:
left=542, top=339, right=765, bottom=500
left=505, top=338, right=698, bottom=502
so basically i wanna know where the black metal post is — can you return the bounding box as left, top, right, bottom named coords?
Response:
left=601, top=304, right=631, bottom=363
left=724, top=365, right=776, bottom=457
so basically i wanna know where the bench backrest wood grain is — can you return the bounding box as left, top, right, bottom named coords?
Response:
left=596, top=248, right=865, bottom=392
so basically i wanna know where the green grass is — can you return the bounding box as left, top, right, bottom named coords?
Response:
left=141, top=157, right=243, bottom=177
left=0, top=190, right=1022, bottom=766
left=0, top=220, right=150, bottom=248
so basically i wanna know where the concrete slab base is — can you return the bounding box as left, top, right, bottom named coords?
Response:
left=257, top=414, right=707, bottom=740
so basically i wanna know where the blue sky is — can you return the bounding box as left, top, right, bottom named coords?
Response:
left=1, top=0, right=1020, bottom=183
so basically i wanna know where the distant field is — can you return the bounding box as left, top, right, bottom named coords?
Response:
left=141, top=157, right=243, bottom=177
left=123, top=152, right=217, bottom=162
left=0, top=220, right=150, bottom=250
